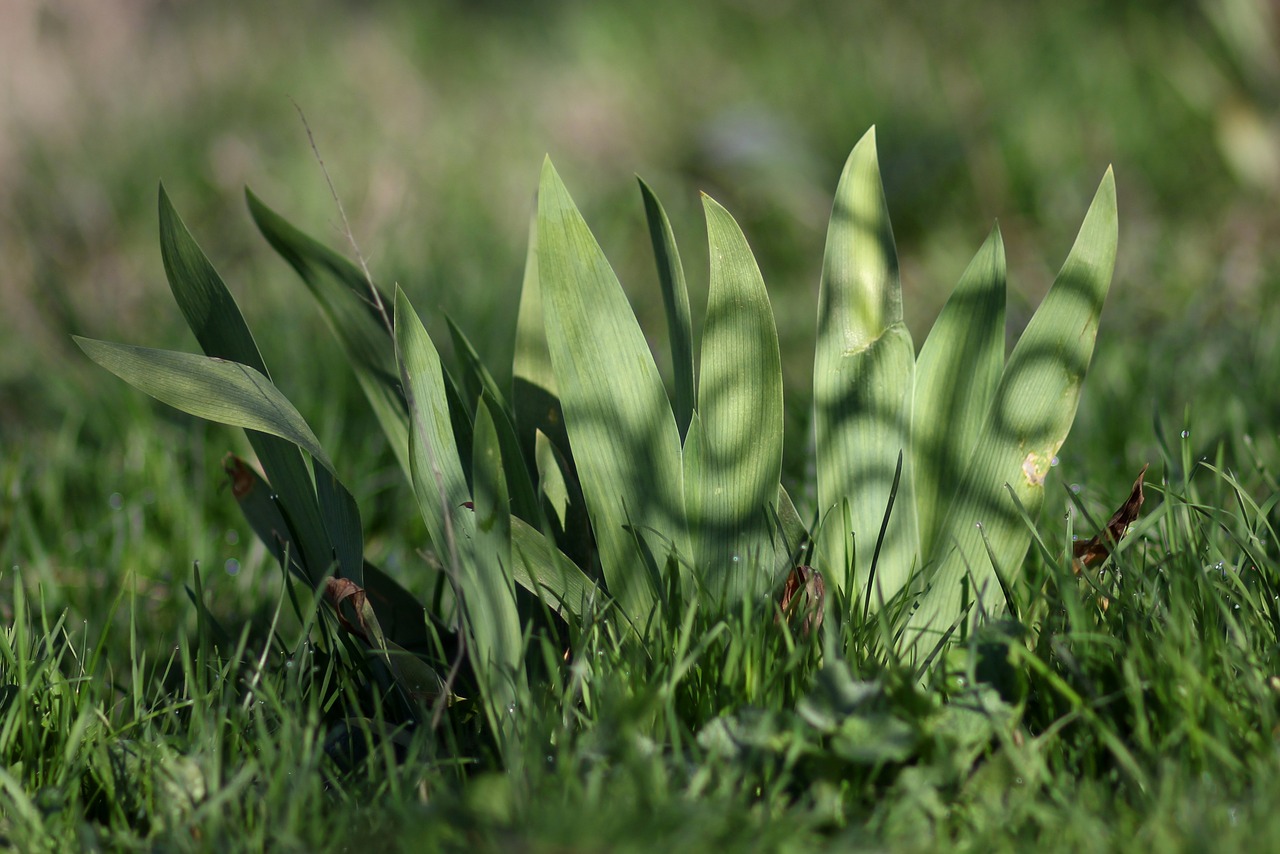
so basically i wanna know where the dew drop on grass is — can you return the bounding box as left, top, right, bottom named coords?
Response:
left=225, top=529, right=239, bottom=545
left=1050, top=456, right=1059, bottom=467
left=108, top=492, right=124, bottom=511
left=224, top=558, right=240, bottom=576
left=1181, top=430, right=1190, bottom=439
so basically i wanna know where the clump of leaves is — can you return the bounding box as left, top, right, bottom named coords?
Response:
left=76, top=126, right=1117, bottom=749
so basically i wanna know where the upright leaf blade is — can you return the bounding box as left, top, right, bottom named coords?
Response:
left=906, top=169, right=1119, bottom=653
left=690, top=195, right=785, bottom=601
left=639, top=178, right=695, bottom=440
left=160, top=186, right=359, bottom=584
left=913, top=226, right=1006, bottom=563
left=537, top=158, right=687, bottom=623
left=246, top=188, right=410, bottom=479
left=446, top=317, right=541, bottom=525
left=394, top=287, right=472, bottom=574
left=469, top=397, right=526, bottom=733
left=813, top=128, right=918, bottom=601
left=512, top=208, right=568, bottom=457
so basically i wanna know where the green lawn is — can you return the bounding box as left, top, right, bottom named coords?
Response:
left=3, top=2, right=1280, bottom=850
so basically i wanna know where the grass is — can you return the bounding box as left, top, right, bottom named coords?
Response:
left=4, top=1, right=1280, bottom=850
left=6, top=394, right=1280, bottom=850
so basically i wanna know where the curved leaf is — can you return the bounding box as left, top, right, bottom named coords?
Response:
left=690, top=195, right=785, bottom=600
left=161, top=185, right=361, bottom=584
left=246, top=188, right=410, bottom=479
left=906, top=169, right=1119, bottom=653
left=76, top=339, right=333, bottom=471
left=913, top=225, right=1006, bottom=563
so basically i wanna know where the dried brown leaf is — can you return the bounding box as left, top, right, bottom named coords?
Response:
left=777, top=565, right=825, bottom=636
left=1072, top=464, right=1149, bottom=573
left=324, top=576, right=370, bottom=640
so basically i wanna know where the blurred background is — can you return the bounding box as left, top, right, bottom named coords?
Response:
left=1, top=0, right=1278, bottom=623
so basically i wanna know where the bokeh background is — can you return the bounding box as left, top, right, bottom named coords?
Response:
left=2, top=0, right=1278, bottom=624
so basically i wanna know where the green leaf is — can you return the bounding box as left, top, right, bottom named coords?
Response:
left=510, top=516, right=601, bottom=619
left=446, top=317, right=541, bottom=525
left=535, top=430, right=571, bottom=531
left=906, top=169, right=1119, bottom=653
left=512, top=208, right=568, bottom=457
left=687, top=195, right=785, bottom=601
left=469, top=396, right=526, bottom=726
left=394, top=287, right=472, bottom=574
left=160, top=186, right=360, bottom=584
left=537, top=157, right=687, bottom=623
left=913, top=225, right=1006, bottom=563
left=639, top=178, right=695, bottom=440
left=813, top=128, right=918, bottom=601
left=246, top=188, right=410, bottom=479
left=76, top=339, right=332, bottom=470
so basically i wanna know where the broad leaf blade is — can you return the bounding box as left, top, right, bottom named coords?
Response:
left=691, top=195, right=785, bottom=601
left=76, top=340, right=332, bottom=470
left=813, top=128, right=918, bottom=601
left=447, top=317, right=541, bottom=525
left=160, top=186, right=358, bottom=584
left=469, top=396, right=526, bottom=726
left=639, top=178, right=695, bottom=440
left=512, top=208, right=568, bottom=457
left=537, top=158, right=687, bottom=622
left=394, top=287, right=472, bottom=574
left=913, top=226, right=1006, bottom=563
left=510, top=517, right=601, bottom=619
left=246, top=188, right=410, bottom=479
left=907, top=169, right=1119, bottom=652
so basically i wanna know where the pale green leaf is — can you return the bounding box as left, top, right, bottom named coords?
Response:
left=905, top=169, right=1118, bottom=654
left=689, top=195, right=785, bottom=601
left=394, top=287, right=472, bottom=575
left=76, top=339, right=333, bottom=472
left=510, top=516, right=601, bottom=619
left=537, top=157, right=687, bottom=623
left=639, top=177, right=695, bottom=439
left=512, top=207, right=568, bottom=457
left=813, top=128, right=918, bottom=600
left=913, top=225, right=1006, bottom=563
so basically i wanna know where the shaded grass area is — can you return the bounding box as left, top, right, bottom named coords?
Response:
left=4, top=1, right=1280, bottom=849
left=6, top=374, right=1280, bottom=848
